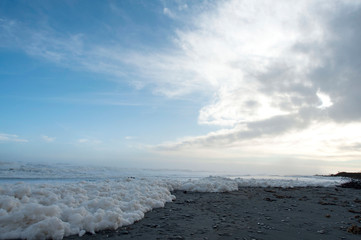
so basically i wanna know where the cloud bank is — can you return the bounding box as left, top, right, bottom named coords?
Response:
left=149, top=0, right=361, bottom=161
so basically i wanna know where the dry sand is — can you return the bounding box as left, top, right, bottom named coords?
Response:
left=65, top=186, right=361, bottom=240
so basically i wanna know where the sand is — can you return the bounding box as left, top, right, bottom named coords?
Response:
left=64, top=186, right=361, bottom=240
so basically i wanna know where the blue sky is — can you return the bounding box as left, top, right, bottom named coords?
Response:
left=1, top=0, right=361, bottom=174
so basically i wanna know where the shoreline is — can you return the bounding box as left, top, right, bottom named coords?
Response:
left=65, top=186, right=361, bottom=240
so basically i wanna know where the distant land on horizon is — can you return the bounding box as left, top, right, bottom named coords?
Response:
left=331, top=172, right=361, bottom=180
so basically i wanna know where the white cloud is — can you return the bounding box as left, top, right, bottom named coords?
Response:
left=0, top=133, right=28, bottom=143
left=178, top=4, right=188, bottom=11
left=163, top=7, right=175, bottom=18
left=77, top=138, right=102, bottom=144
left=125, top=136, right=137, bottom=140
left=42, top=135, right=56, bottom=142
left=78, top=138, right=89, bottom=143
left=155, top=122, right=361, bottom=162
left=171, top=0, right=327, bottom=126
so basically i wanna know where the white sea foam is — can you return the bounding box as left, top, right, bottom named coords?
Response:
left=169, top=176, right=239, bottom=192
left=0, top=178, right=175, bottom=240
left=234, top=175, right=346, bottom=188
left=0, top=163, right=348, bottom=239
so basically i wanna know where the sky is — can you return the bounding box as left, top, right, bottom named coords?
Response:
left=1, top=0, right=361, bottom=175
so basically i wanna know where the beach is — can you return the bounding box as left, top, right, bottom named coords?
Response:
left=65, top=186, right=361, bottom=240
left=2, top=164, right=353, bottom=240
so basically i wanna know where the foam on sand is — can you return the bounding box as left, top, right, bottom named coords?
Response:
left=0, top=176, right=346, bottom=239
left=0, top=178, right=175, bottom=240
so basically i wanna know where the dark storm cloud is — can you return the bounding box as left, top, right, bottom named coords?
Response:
left=249, top=2, right=361, bottom=130
left=302, top=5, right=361, bottom=122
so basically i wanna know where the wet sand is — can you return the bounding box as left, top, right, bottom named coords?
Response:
left=65, top=186, right=361, bottom=240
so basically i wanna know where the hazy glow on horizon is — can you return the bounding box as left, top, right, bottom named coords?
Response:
left=1, top=0, right=361, bottom=174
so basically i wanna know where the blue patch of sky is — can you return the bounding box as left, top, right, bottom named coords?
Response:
left=0, top=0, right=221, bottom=164
left=0, top=0, right=182, bottom=48
left=0, top=49, right=208, bottom=141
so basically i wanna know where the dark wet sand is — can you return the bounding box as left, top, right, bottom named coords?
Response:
left=65, top=187, right=361, bottom=240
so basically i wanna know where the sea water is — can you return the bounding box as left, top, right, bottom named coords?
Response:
left=0, top=161, right=346, bottom=240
